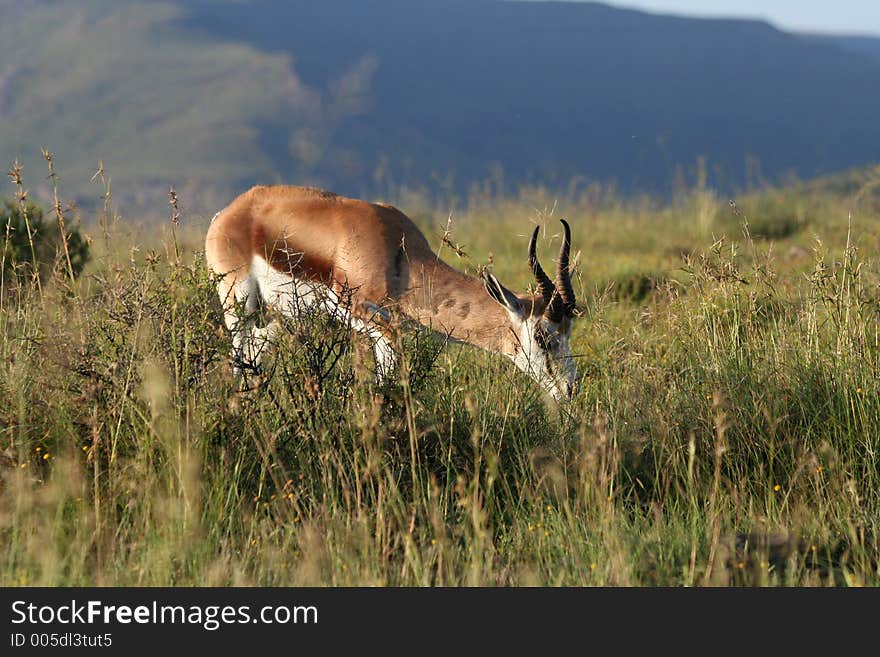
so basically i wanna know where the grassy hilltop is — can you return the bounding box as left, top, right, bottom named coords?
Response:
left=1, top=162, right=879, bottom=586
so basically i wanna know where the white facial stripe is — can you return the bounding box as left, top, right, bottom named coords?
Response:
left=508, top=316, right=576, bottom=400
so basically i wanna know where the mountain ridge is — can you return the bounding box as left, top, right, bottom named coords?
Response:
left=1, top=0, right=878, bottom=213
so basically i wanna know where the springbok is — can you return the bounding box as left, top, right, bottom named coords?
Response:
left=204, top=185, right=579, bottom=400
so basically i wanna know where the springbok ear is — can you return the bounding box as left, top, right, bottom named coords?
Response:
left=482, top=271, right=522, bottom=315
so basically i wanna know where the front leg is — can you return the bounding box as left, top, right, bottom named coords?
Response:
left=360, top=301, right=398, bottom=383
left=372, top=333, right=397, bottom=383
left=345, top=301, right=398, bottom=384
left=320, top=284, right=398, bottom=384
left=346, top=315, right=398, bottom=383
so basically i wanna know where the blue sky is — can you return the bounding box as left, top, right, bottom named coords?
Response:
left=604, top=1, right=880, bottom=35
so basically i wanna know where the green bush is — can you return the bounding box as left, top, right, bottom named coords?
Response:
left=0, top=197, right=90, bottom=283
left=605, top=270, right=666, bottom=303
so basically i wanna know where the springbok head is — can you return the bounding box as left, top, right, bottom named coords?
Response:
left=482, top=220, right=579, bottom=401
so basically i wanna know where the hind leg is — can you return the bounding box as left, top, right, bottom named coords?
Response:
left=218, top=274, right=272, bottom=375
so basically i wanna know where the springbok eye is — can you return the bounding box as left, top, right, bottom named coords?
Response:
left=535, top=327, right=559, bottom=352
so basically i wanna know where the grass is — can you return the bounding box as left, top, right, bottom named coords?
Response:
left=1, top=164, right=879, bottom=587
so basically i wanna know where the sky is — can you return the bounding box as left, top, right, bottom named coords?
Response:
left=602, top=1, right=880, bottom=36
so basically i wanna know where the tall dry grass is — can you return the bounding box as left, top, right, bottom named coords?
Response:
left=1, top=163, right=879, bottom=586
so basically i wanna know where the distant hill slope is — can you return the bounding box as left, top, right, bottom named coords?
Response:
left=2, top=0, right=880, bottom=212
left=816, top=35, right=880, bottom=62
left=0, top=0, right=299, bottom=212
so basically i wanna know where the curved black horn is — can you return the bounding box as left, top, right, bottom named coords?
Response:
left=556, top=219, right=575, bottom=315
left=529, top=225, right=564, bottom=322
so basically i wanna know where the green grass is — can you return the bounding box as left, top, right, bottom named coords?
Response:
left=1, top=165, right=879, bottom=586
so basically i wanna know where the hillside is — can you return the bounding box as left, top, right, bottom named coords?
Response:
left=818, top=34, right=880, bottom=62
left=2, top=0, right=880, bottom=213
